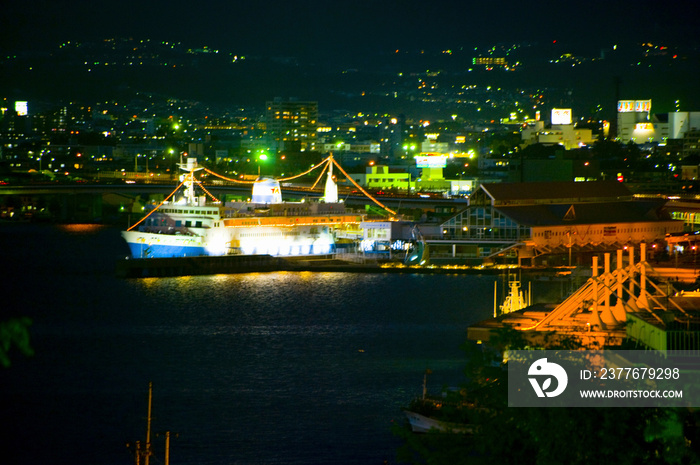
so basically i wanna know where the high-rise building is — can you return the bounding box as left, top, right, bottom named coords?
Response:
left=265, top=98, right=318, bottom=152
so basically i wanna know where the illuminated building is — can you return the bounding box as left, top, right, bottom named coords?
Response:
left=415, top=154, right=447, bottom=179
left=420, top=139, right=449, bottom=154
left=433, top=181, right=682, bottom=265
left=14, top=101, right=28, bottom=116
left=265, top=98, right=318, bottom=152
left=520, top=108, right=595, bottom=150
left=0, top=101, right=31, bottom=139
left=322, top=142, right=380, bottom=154
left=616, top=99, right=700, bottom=144
left=347, top=165, right=414, bottom=192
left=413, top=154, right=452, bottom=193
left=683, top=129, right=700, bottom=157
left=472, top=57, right=508, bottom=69
left=680, top=131, right=700, bottom=182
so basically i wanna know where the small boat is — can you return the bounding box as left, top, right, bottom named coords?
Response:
left=402, top=370, right=475, bottom=434
left=403, top=409, right=473, bottom=434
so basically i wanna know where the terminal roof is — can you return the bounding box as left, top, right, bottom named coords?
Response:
left=480, top=181, right=632, bottom=204
left=497, top=199, right=671, bottom=226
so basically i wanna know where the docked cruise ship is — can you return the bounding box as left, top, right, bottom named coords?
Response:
left=121, top=158, right=364, bottom=258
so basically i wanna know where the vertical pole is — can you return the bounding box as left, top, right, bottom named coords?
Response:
left=494, top=281, right=498, bottom=318
left=145, top=382, right=152, bottom=465
left=628, top=247, right=635, bottom=297
left=638, top=243, right=650, bottom=309
left=164, top=432, right=170, bottom=465
left=604, top=253, right=611, bottom=309
left=616, top=249, right=623, bottom=301
left=592, top=256, right=599, bottom=313
left=612, top=248, right=627, bottom=322
left=601, top=252, right=619, bottom=325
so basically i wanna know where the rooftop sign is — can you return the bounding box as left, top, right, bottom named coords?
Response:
left=551, top=108, right=572, bottom=125
left=415, top=155, right=447, bottom=168
left=618, top=99, right=651, bottom=113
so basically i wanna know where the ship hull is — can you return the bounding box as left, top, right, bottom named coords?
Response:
left=403, top=410, right=473, bottom=434
left=122, top=231, right=207, bottom=258
left=121, top=225, right=336, bottom=259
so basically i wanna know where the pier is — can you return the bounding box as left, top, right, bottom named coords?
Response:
left=468, top=243, right=700, bottom=349
left=114, top=253, right=533, bottom=278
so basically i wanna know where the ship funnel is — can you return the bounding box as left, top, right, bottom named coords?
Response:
left=252, top=177, right=283, bottom=204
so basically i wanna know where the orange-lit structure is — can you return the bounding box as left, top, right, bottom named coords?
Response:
left=468, top=243, right=700, bottom=350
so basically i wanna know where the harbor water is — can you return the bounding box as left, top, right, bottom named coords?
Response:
left=1, top=222, right=506, bottom=465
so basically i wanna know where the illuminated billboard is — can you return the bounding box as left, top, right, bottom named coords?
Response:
left=415, top=155, right=447, bottom=168
left=14, top=101, right=28, bottom=116
left=635, top=100, right=651, bottom=113
left=551, top=108, right=572, bottom=125
left=618, top=100, right=634, bottom=112
left=618, top=99, right=651, bottom=113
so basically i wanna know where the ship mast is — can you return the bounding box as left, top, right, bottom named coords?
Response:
left=178, top=157, right=202, bottom=205
left=164, top=431, right=171, bottom=465
left=324, top=153, right=339, bottom=203
left=129, top=382, right=175, bottom=465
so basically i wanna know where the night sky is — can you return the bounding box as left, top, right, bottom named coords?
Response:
left=3, top=0, right=699, bottom=56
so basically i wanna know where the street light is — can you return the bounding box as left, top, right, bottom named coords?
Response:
left=256, top=150, right=271, bottom=176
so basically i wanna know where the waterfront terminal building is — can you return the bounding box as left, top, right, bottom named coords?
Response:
left=429, top=181, right=683, bottom=266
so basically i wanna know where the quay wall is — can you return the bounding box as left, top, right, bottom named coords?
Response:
left=115, top=254, right=525, bottom=278
left=116, top=254, right=288, bottom=278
